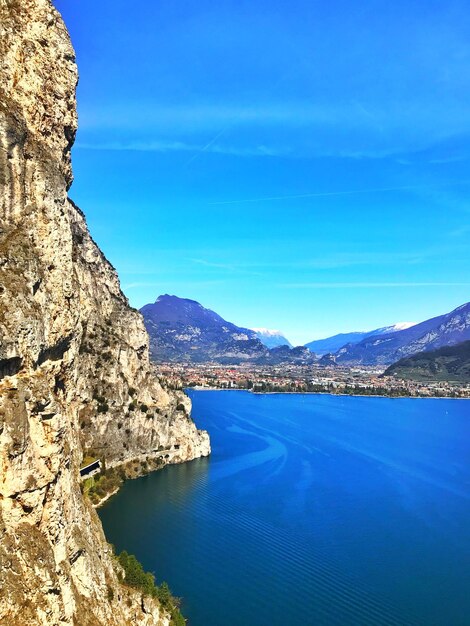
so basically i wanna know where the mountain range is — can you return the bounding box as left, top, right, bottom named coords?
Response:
left=141, top=296, right=470, bottom=368
left=305, top=323, right=416, bottom=355
left=335, top=302, right=470, bottom=365
left=384, top=341, right=470, bottom=382
left=141, top=295, right=313, bottom=364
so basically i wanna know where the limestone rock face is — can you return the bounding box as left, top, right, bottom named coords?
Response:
left=0, top=1, right=210, bottom=624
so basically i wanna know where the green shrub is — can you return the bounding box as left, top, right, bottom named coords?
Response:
left=116, top=552, right=185, bottom=625
left=85, top=468, right=122, bottom=504
left=117, top=551, right=156, bottom=596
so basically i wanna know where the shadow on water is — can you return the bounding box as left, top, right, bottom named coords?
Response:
left=99, top=455, right=211, bottom=561
left=101, top=454, right=211, bottom=513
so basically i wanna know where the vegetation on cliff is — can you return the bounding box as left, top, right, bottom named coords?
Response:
left=116, top=551, right=185, bottom=626
left=81, top=452, right=169, bottom=506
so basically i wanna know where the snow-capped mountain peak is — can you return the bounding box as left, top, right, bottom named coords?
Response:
left=377, top=322, right=417, bottom=334
left=251, top=327, right=284, bottom=336
left=251, top=328, right=293, bottom=348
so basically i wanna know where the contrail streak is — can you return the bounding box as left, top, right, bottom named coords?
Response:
left=184, top=75, right=288, bottom=168
left=208, top=181, right=470, bottom=205
left=184, top=125, right=233, bottom=167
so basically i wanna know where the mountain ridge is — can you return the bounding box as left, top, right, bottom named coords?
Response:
left=384, top=340, right=470, bottom=382
left=141, top=295, right=313, bottom=364
left=305, top=322, right=416, bottom=355
left=335, top=302, right=470, bottom=365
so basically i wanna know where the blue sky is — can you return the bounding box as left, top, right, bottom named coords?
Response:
left=55, top=0, right=470, bottom=345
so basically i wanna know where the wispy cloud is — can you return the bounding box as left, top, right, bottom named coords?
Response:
left=79, top=103, right=354, bottom=131
left=187, top=257, right=264, bottom=277
left=184, top=125, right=233, bottom=166
left=76, top=93, right=470, bottom=162
left=203, top=251, right=431, bottom=271
left=428, top=155, right=470, bottom=165
left=183, top=79, right=288, bottom=166
left=79, top=100, right=470, bottom=134
left=75, top=139, right=283, bottom=158
left=75, top=137, right=470, bottom=163
left=119, top=246, right=460, bottom=278
left=76, top=140, right=195, bottom=153
left=265, top=249, right=443, bottom=269
left=278, top=282, right=470, bottom=289
left=208, top=181, right=470, bottom=205
left=449, top=225, right=470, bottom=238
left=187, top=258, right=235, bottom=270
left=122, top=280, right=226, bottom=290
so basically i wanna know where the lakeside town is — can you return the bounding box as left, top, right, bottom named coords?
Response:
left=157, top=363, right=470, bottom=399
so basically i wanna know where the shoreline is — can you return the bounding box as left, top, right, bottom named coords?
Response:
left=187, top=387, right=470, bottom=400
left=91, top=451, right=210, bottom=510
left=93, top=487, right=120, bottom=509
left=92, top=387, right=467, bottom=511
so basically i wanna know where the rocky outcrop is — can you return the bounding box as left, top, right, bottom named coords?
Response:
left=0, top=1, right=209, bottom=625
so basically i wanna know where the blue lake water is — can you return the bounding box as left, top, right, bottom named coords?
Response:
left=99, top=391, right=470, bottom=625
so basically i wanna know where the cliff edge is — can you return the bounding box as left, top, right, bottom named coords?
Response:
left=0, top=1, right=210, bottom=624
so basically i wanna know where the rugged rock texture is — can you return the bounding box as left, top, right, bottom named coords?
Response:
left=0, top=2, right=209, bottom=625
left=335, top=302, right=470, bottom=365
left=384, top=340, right=470, bottom=382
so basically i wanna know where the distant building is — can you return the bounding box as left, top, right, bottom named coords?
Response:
left=79, top=459, right=101, bottom=480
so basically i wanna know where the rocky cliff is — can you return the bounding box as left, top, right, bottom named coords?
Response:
left=0, top=1, right=209, bottom=624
